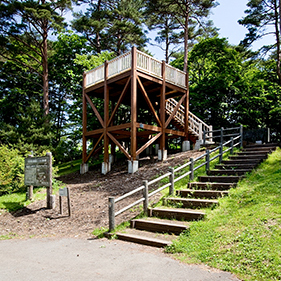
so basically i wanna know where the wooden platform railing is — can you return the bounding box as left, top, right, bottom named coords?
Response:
left=85, top=49, right=187, bottom=89
left=165, top=98, right=212, bottom=141
left=108, top=126, right=243, bottom=231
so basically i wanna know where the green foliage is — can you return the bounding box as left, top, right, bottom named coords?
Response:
left=167, top=148, right=281, bottom=281
left=0, top=145, right=24, bottom=195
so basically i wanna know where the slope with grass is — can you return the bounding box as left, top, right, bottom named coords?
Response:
left=167, top=147, right=281, bottom=281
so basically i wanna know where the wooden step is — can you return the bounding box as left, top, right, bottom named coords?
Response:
left=243, top=147, right=276, bottom=152
left=238, top=151, right=268, bottom=155
left=199, top=175, right=242, bottom=183
left=149, top=207, right=205, bottom=221
left=245, top=143, right=278, bottom=149
left=215, top=163, right=257, bottom=169
left=115, top=229, right=174, bottom=248
left=207, top=169, right=252, bottom=176
left=177, top=189, right=229, bottom=198
left=221, top=159, right=261, bottom=165
left=166, top=197, right=218, bottom=208
left=188, top=182, right=236, bottom=190
left=131, top=218, right=189, bottom=235
left=229, top=155, right=267, bottom=160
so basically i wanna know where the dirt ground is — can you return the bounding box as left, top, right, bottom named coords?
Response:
left=0, top=150, right=205, bottom=239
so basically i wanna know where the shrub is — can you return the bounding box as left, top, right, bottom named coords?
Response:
left=0, top=145, right=25, bottom=195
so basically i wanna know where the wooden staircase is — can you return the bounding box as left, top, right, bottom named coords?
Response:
left=165, top=98, right=212, bottom=143
left=113, top=143, right=277, bottom=247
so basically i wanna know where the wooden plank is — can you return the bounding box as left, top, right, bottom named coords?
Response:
left=165, top=93, right=186, bottom=128
left=137, top=76, right=161, bottom=126
left=86, top=133, right=104, bottom=163
left=107, top=76, right=131, bottom=126
left=85, top=93, right=105, bottom=128
left=107, top=132, right=131, bottom=160
left=136, top=133, right=162, bottom=156
left=137, top=71, right=163, bottom=85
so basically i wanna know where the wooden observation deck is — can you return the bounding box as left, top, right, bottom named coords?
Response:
left=82, top=47, right=211, bottom=174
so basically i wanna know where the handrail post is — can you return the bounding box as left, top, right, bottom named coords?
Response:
left=205, top=149, right=210, bottom=172
left=143, top=180, right=149, bottom=216
left=203, top=130, right=206, bottom=146
left=169, top=167, right=174, bottom=195
left=240, top=125, right=243, bottom=149
left=220, top=127, right=224, bottom=144
left=109, top=197, right=115, bottom=232
left=230, top=137, right=234, bottom=155
left=219, top=143, right=223, bottom=163
left=199, top=123, right=203, bottom=140
left=190, top=158, right=194, bottom=181
left=210, top=125, right=213, bottom=142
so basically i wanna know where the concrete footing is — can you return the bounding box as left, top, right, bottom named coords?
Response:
left=102, top=162, right=111, bottom=175
left=158, top=150, right=167, bottom=161
left=128, top=160, right=139, bottom=174
left=80, top=163, right=89, bottom=174
left=194, top=140, right=203, bottom=151
left=182, top=140, right=190, bottom=152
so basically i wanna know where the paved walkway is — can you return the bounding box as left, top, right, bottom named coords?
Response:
left=0, top=238, right=240, bottom=281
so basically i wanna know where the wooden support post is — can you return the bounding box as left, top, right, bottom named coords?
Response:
left=108, top=197, right=115, bottom=232
left=184, top=69, right=189, bottom=139
left=82, top=73, right=87, bottom=163
left=104, top=61, right=109, bottom=164
left=131, top=46, right=137, bottom=160
left=143, top=180, right=148, bottom=216
left=160, top=61, right=166, bottom=152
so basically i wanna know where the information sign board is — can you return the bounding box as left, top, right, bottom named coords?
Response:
left=24, top=156, right=51, bottom=187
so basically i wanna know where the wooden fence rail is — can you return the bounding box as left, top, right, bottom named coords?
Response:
left=108, top=126, right=243, bottom=231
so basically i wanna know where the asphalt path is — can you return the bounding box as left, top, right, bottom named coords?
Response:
left=0, top=238, right=240, bottom=281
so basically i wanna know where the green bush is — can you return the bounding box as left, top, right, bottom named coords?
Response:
left=0, top=145, right=25, bottom=195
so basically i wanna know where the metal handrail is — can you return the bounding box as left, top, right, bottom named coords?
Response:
left=108, top=126, right=243, bottom=231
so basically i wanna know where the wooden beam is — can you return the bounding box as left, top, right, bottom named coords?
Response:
left=165, top=128, right=185, bottom=137
left=184, top=72, right=190, bottom=139
left=107, top=76, right=131, bottom=126
left=85, top=93, right=105, bottom=128
left=104, top=61, right=109, bottom=163
left=131, top=46, right=137, bottom=160
left=136, top=132, right=162, bottom=156
left=108, top=123, right=131, bottom=132
left=86, top=133, right=104, bottom=163
left=85, top=128, right=104, bottom=137
left=136, top=123, right=162, bottom=133
left=82, top=73, right=87, bottom=163
left=160, top=61, right=166, bottom=151
left=165, top=93, right=186, bottom=128
left=137, top=76, right=161, bottom=126
left=107, top=132, right=131, bottom=160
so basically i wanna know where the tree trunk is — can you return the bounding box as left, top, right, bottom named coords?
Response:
left=274, top=0, right=281, bottom=85
left=183, top=2, right=189, bottom=73
left=42, top=25, right=49, bottom=116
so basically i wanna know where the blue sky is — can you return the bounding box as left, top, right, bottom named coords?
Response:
left=149, top=0, right=276, bottom=60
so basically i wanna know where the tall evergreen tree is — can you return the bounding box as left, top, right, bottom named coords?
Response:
left=72, top=0, right=148, bottom=56
left=0, top=0, right=72, bottom=115
left=239, top=0, right=281, bottom=85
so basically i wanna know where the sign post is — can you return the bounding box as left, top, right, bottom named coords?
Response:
left=24, top=152, right=54, bottom=209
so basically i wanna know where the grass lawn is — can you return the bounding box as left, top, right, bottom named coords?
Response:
left=167, top=147, right=281, bottom=281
